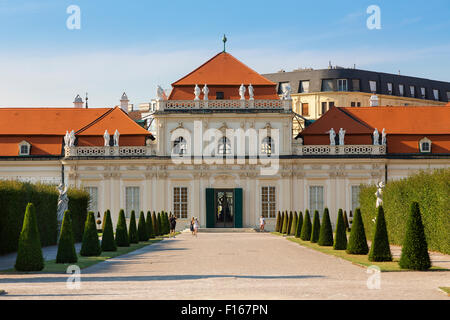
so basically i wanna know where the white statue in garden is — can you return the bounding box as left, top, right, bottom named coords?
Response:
left=103, top=129, right=110, bottom=147
left=381, top=128, right=386, bottom=146
left=194, top=84, right=201, bottom=100
left=327, top=128, right=336, bottom=146
left=239, top=84, right=246, bottom=100
left=375, top=181, right=384, bottom=208
left=114, top=129, right=120, bottom=147
left=339, top=128, right=346, bottom=145
left=373, top=128, right=379, bottom=145
left=248, top=84, right=254, bottom=100
left=202, top=84, right=209, bottom=100
left=56, top=183, right=69, bottom=240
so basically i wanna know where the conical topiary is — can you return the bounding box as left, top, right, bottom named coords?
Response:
left=334, top=209, right=347, bottom=250
left=346, top=208, right=369, bottom=254
left=128, top=210, right=138, bottom=244
left=101, top=209, right=117, bottom=251
left=164, top=212, right=170, bottom=234
left=287, top=211, right=293, bottom=235
left=152, top=211, right=159, bottom=236
left=398, top=202, right=431, bottom=270
left=137, top=211, right=148, bottom=241
left=56, top=210, right=78, bottom=263
left=343, top=210, right=350, bottom=232
left=300, top=210, right=312, bottom=241
left=318, top=208, right=334, bottom=246
left=368, top=205, right=392, bottom=261
left=115, top=209, right=129, bottom=247
left=290, top=212, right=298, bottom=235
left=101, top=210, right=108, bottom=232
left=80, top=211, right=102, bottom=256
left=295, top=211, right=303, bottom=238
left=15, top=203, right=44, bottom=271
left=310, top=210, right=321, bottom=243
left=146, top=211, right=155, bottom=239
left=157, top=212, right=163, bottom=235
left=275, top=211, right=281, bottom=232
left=281, top=211, right=289, bottom=234
left=279, top=212, right=285, bottom=234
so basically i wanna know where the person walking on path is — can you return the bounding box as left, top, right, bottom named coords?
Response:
left=260, top=215, right=266, bottom=232
left=194, top=218, right=199, bottom=237
left=169, top=214, right=177, bottom=238
left=190, top=217, right=195, bottom=235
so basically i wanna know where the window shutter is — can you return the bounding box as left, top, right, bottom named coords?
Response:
left=206, top=188, right=215, bottom=228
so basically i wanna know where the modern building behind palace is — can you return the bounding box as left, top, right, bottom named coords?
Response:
left=1, top=49, right=449, bottom=231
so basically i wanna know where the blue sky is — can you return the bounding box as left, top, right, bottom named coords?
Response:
left=0, top=0, right=449, bottom=107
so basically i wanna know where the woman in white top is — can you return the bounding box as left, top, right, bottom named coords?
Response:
left=194, top=218, right=199, bottom=237
left=260, top=216, right=266, bottom=232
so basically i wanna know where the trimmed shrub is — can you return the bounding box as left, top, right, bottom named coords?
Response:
left=146, top=211, right=155, bottom=239
left=343, top=210, right=350, bottom=232
left=14, top=203, right=44, bottom=271
left=346, top=208, right=369, bottom=255
left=279, top=212, right=285, bottom=233
left=275, top=211, right=281, bottom=232
left=115, top=209, right=129, bottom=247
left=300, top=210, right=312, bottom=241
left=138, top=211, right=148, bottom=241
left=164, top=212, right=170, bottom=234
left=128, top=210, right=139, bottom=244
left=287, top=211, right=293, bottom=235
left=318, top=208, right=333, bottom=246
left=56, top=210, right=78, bottom=263
left=310, top=210, right=321, bottom=243
left=290, top=212, right=298, bottom=235
left=101, top=210, right=110, bottom=232
left=157, top=212, right=163, bottom=236
left=398, top=202, right=431, bottom=270
left=295, top=211, right=303, bottom=238
left=334, top=209, right=347, bottom=250
left=359, top=168, right=450, bottom=254
left=152, top=211, right=159, bottom=236
left=67, top=188, right=90, bottom=243
left=368, top=205, right=392, bottom=261
left=101, top=210, right=117, bottom=252
left=79, top=211, right=101, bottom=257
left=281, top=211, right=288, bottom=234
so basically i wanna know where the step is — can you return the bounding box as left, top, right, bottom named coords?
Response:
left=197, top=228, right=258, bottom=233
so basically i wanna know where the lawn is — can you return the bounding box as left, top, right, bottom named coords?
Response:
left=272, top=232, right=448, bottom=272
left=439, top=287, right=450, bottom=296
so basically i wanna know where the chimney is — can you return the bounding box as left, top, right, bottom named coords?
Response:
left=73, top=94, right=84, bottom=108
left=369, top=94, right=379, bottom=107
left=120, top=92, right=129, bottom=113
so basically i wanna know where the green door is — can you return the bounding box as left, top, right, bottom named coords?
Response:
left=206, top=188, right=215, bottom=228
left=234, top=188, right=243, bottom=228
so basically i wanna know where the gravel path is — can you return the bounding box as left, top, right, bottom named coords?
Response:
left=0, top=232, right=448, bottom=300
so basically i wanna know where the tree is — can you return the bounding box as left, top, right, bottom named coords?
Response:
left=333, top=209, right=347, bottom=250
left=15, top=203, right=44, bottom=271
left=80, top=211, right=102, bottom=256
left=398, top=202, right=431, bottom=270
left=56, top=210, right=78, bottom=263
left=115, top=209, right=129, bottom=247
left=368, top=205, right=392, bottom=261
left=146, top=211, right=155, bottom=239
left=310, top=210, right=321, bottom=243
left=290, top=212, right=298, bottom=235
left=275, top=211, right=281, bottom=232
left=318, top=208, right=334, bottom=246
left=152, top=211, right=159, bottom=236
left=281, top=211, right=289, bottom=234
left=101, top=210, right=117, bottom=252
left=295, top=211, right=303, bottom=238
left=346, top=208, right=369, bottom=254
left=128, top=210, right=139, bottom=244
left=300, top=210, right=312, bottom=241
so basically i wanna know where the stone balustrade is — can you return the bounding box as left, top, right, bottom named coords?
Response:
left=156, top=99, right=291, bottom=111
left=293, top=144, right=386, bottom=156
left=64, top=146, right=155, bottom=157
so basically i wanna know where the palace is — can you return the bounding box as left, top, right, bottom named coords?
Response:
left=1, top=49, right=449, bottom=231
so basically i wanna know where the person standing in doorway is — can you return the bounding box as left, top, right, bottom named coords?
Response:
left=169, top=213, right=177, bottom=238
left=194, top=217, right=199, bottom=237
left=260, top=215, right=266, bottom=232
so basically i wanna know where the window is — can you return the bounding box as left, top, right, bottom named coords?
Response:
left=328, top=101, right=335, bottom=109
left=321, top=102, right=327, bottom=115
left=387, top=82, right=393, bottom=95
left=351, top=102, right=355, bottom=107
left=218, top=136, right=231, bottom=155
left=399, top=84, right=404, bottom=96
left=309, top=186, right=324, bottom=216
left=410, top=86, right=415, bottom=98
left=352, top=79, right=360, bottom=92
left=173, top=136, right=187, bottom=156
left=278, top=82, right=290, bottom=94
left=215, top=91, right=224, bottom=100
left=419, top=137, right=432, bottom=153
left=299, top=81, right=310, bottom=93
left=125, top=187, right=140, bottom=218
left=261, top=186, right=276, bottom=218
left=85, top=187, right=98, bottom=214
left=421, top=87, right=426, bottom=99
left=433, top=89, right=439, bottom=101
left=351, top=186, right=360, bottom=213
left=18, top=141, right=31, bottom=156
left=301, top=103, right=309, bottom=116
left=447, top=91, right=450, bottom=101
left=369, top=81, right=377, bottom=93
left=321, top=79, right=334, bottom=92
left=337, top=79, right=348, bottom=91
left=357, top=102, right=361, bottom=107
left=173, top=187, right=188, bottom=219
left=261, top=137, right=273, bottom=156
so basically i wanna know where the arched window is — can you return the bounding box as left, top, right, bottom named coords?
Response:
left=173, top=136, right=187, bottom=156
left=218, top=136, right=231, bottom=155
left=419, top=137, right=432, bottom=153
left=261, top=136, right=273, bottom=156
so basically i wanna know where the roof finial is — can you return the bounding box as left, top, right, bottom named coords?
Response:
left=222, top=34, right=227, bottom=52
left=85, top=92, right=88, bottom=109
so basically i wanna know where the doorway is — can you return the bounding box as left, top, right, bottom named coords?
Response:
left=214, top=189, right=234, bottom=227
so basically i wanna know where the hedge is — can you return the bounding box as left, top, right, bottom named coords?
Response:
left=359, top=168, right=450, bottom=254
left=67, top=188, right=90, bottom=243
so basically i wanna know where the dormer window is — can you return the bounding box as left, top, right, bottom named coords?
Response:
left=419, top=137, right=432, bottom=153
left=18, top=141, right=31, bottom=156
left=216, top=91, right=224, bottom=100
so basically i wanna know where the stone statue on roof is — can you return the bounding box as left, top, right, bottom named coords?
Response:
left=327, top=128, right=336, bottom=146
left=114, top=129, right=120, bottom=147
left=381, top=128, right=386, bottom=146
left=103, top=129, right=110, bottom=147
left=248, top=84, right=254, bottom=100
left=239, top=84, right=246, bottom=100
left=282, top=84, right=291, bottom=100
left=373, top=128, right=379, bottom=145
left=156, top=86, right=164, bottom=101
left=194, top=84, right=201, bottom=100
left=69, top=130, right=76, bottom=147
left=339, top=128, right=346, bottom=145
left=202, top=84, right=209, bottom=101
left=64, top=131, right=70, bottom=147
